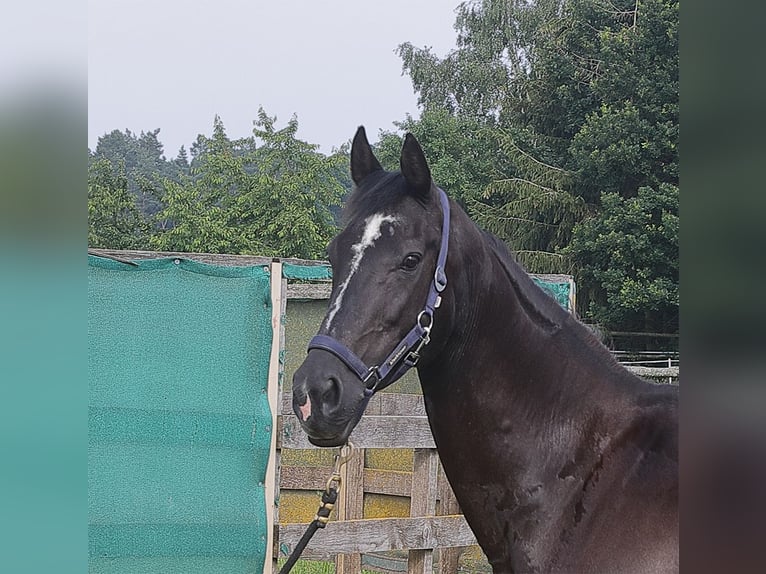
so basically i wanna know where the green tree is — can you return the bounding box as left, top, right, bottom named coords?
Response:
left=174, top=145, right=190, bottom=173
left=471, top=133, right=589, bottom=273
left=398, top=0, right=568, bottom=124
left=396, top=0, right=598, bottom=272
left=375, top=108, right=507, bottom=209
left=564, top=184, right=679, bottom=332
left=396, top=0, right=679, bottom=331
left=236, top=109, right=345, bottom=259
left=149, top=115, right=252, bottom=253
left=570, top=0, right=679, bottom=202
left=149, top=111, right=344, bottom=259
left=90, top=127, right=186, bottom=216
left=88, top=158, right=148, bottom=249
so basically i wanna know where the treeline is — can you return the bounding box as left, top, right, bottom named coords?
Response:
left=88, top=0, right=678, bottom=335
left=88, top=110, right=348, bottom=259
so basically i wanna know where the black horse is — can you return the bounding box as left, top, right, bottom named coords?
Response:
left=292, top=127, right=678, bottom=573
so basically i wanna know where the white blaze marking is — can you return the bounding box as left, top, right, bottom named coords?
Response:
left=324, top=213, right=397, bottom=331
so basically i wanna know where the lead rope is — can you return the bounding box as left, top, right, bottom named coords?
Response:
left=278, top=443, right=353, bottom=574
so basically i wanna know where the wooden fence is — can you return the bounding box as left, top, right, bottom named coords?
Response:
left=277, top=392, right=477, bottom=574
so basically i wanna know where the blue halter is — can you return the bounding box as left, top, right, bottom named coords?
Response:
left=307, top=188, right=451, bottom=396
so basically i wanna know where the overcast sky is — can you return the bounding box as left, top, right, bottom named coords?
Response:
left=88, top=0, right=460, bottom=157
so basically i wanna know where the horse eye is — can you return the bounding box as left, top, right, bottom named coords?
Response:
left=401, top=253, right=422, bottom=271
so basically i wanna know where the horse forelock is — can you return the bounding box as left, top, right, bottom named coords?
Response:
left=343, top=170, right=431, bottom=225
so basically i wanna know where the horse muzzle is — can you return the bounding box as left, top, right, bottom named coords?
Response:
left=291, top=350, right=368, bottom=447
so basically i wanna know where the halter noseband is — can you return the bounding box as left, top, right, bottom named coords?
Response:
left=307, top=188, right=451, bottom=397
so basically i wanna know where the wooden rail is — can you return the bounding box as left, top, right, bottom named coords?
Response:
left=278, top=515, right=476, bottom=561
left=276, top=392, right=477, bottom=574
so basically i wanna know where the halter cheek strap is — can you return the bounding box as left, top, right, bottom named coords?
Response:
left=307, top=188, right=451, bottom=396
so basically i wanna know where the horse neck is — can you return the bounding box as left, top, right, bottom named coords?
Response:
left=420, top=205, right=635, bottom=484
left=416, top=206, right=671, bottom=571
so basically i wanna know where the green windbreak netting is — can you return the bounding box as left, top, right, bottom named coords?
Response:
left=532, top=278, right=573, bottom=311
left=282, top=263, right=331, bottom=281
left=88, top=256, right=273, bottom=573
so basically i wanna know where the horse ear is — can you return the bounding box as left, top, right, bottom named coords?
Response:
left=350, top=126, right=383, bottom=185
left=400, top=133, right=432, bottom=200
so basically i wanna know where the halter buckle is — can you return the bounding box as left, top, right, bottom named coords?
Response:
left=434, top=266, right=447, bottom=292
left=404, top=329, right=432, bottom=368
left=362, top=366, right=381, bottom=391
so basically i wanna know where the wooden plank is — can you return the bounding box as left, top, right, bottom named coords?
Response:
left=272, top=276, right=289, bottom=570
left=363, top=468, right=412, bottom=497
left=437, top=462, right=463, bottom=574
left=264, top=263, right=284, bottom=574
left=357, top=393, right=426, bottom=416
left=377, top=393, right=427, bottom=416
left=280, top=465, right=334, bottom=491
left=408, top=450, right=439, bottom=574
left=283, top=467, right=409, bottom=497
left=530, top=272, right=575, bottom=283
left=280, top=394, right=292, bottom=416
left=340, top=449, right=366, bottom=519
left=281, top=392, right=425, bottom=417
left=280, top=415, right=435, bottom=449
left=568, top=276, right=576, bottom=313
left=280, top=466, right=412, bottom=498
left=278, top=515, right=477, bottom=560
left=287, top=283, right=331, bottom=300
left=336, top=447, right=365, bottom=574
left=626, top=365, right=679, bottom=379
left=95, top=251, right=571, bottom=284
left=90, top=249, right=328, bottom=268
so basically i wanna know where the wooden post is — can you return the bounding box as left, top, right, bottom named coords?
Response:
left=335, top=447, right=365, bottom=574
left=568, top=277, right=577, bottom=314
left=265, top=261, right=285, bottom=574
left=408, top=448, right=439, bottom=573
left=436, top=462, right=463, bottom=574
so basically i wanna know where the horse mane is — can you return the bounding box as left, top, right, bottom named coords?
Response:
left=481, top=230, right=568, bottom=333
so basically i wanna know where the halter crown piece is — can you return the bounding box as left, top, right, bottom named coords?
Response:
left=307, top=188, right=451, bottom=396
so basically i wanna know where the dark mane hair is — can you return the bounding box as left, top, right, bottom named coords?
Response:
left=481, top=230, right=568, bottom=333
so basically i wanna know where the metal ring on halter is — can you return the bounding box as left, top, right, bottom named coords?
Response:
left=417, top=310, right=433, bottom=334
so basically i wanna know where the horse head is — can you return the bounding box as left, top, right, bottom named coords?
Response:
left=290, top=127, right=678, bottom=573
left=291, top=127, right=453, bottom=446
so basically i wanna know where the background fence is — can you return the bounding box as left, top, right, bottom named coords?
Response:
left=89, top=249, right=679, bottom=573
left=278, top=392, right=478, bottom=573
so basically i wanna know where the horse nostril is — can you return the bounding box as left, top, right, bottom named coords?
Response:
left=319, top=376, right=342, bottom=414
